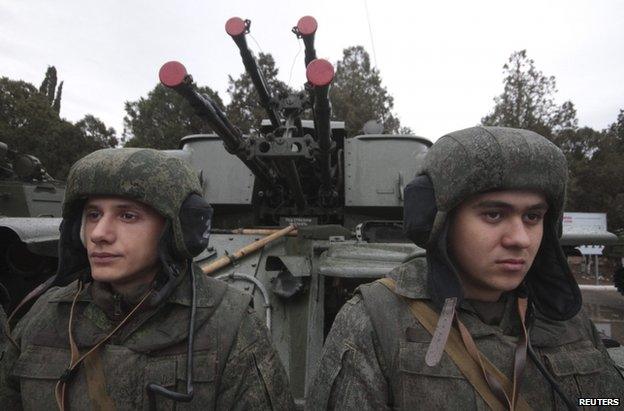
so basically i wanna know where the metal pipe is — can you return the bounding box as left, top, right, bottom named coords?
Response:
left=159, top=61, right=276, bottom=186
left=306, top=59, right=335, bottom=189
left=215, top=272, right=272, bottom=331
left=226, top=18, right=281, bottom=129
left=282, top=160, right=306, bottom=210
left=293, top=16, right=318, bottom=67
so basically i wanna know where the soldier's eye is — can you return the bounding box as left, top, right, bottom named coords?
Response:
left=121, top=212, right=139, bottom=221
left=85, top=210, right=101, bottom=220
left=524, top=212, right=544, bottom=224
left=483, top=211, right=502, bottom=222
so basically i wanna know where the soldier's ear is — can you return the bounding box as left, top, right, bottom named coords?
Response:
left=403, top=174, right=437, bottom=247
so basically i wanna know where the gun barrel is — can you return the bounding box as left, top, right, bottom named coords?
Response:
left=159, top=61, right=276, bottom=185
left=294, top=16, right=318, bottom=67
left=306, top=59, right=335, bottom=188
left=225, top=18, right=281, bottom=130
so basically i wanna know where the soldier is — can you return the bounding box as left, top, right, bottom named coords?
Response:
left=308, top=127, right=624, bottom=410
left=0, top=148, right=294, bottom=410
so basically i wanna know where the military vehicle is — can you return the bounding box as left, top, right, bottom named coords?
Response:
left=0, top=142, right=63, bottom=314
left=0, top=141, right=64, bottom=218
left=156, top=16, right=431, bottom=406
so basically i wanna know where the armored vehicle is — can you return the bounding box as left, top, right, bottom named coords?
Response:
left=0, top=142, right=63, bottom=314
left=157, top=16, right=431, bottom=406
left=0, top=141, right=64, bottom=218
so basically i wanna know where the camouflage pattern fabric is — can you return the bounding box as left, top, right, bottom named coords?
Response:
left=0, top=307, right=8, bottom=362
left=0, top=265, right=295, bottom=410
left=64, top=148, right=202, bottom=259
left=307, top=259, right=624, bottom=410
left=419, top=126, right=567, bottom=248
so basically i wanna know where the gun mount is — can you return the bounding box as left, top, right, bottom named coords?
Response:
left=160, top=16, right=348, bottom=223
left=156, top=18, right=435, bottom=404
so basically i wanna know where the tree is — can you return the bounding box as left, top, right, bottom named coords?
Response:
left=75, top=114, right=118, bottom=151
left=225, top=52, right=293, bottom=134
left=39, top=66, right=63, bottom=114
left=330, top=46, right=401, bottom=137
left=123, top=84, right=222, bottom=149
left=482, top=50, right=577, bottom=138
left=0, top=76, right=63, bottom=172
left=563, top=110, right=624, bottom=231
left=0, top=76, right=117, bottom=179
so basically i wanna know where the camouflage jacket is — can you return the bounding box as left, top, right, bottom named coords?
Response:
left=0, top=306, right=8, bottom=362
left=307, top=258, right=624, bottom=410
left=0, top=265, right=294, bottom=410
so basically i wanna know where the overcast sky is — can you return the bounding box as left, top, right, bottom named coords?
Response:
left=1, top=0, right=622, bottom=142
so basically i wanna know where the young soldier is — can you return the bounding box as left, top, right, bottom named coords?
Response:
left=308, top=127, right=624, bottom=410
left=0, top=148, right=294, bottom=410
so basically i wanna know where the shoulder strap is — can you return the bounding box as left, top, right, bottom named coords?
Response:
left=83, top=347, right=117, bottom=411
left=378, top=278, right=532, bottom=411
left=357, top=281, right=405, bottom=405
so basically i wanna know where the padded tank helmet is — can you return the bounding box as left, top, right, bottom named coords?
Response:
left=403, top=126, right=581, bottom=321
left=57, top=148, right=212, bottom=286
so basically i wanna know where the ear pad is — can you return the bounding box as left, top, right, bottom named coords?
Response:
left=403, top=175, right=437, bottom=247
left=56, top=212, right=89, bottom=285
left=179, top=193, right=213, bottom=257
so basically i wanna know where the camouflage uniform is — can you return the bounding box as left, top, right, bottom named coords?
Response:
left=308, top=127, right=624, bottom=410
left=0, top=306, right=8, bottom=362
left=308, top=260, right=624, bottom=410
left=1, top=267, right=292, bottom=410
left=0, top=148, right=294, bottom=410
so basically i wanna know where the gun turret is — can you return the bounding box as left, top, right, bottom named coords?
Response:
left=161, top=16, right=344, bottom=223
left=159, top=61, right=277, bottom=186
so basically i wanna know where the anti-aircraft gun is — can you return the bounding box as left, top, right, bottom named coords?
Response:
left=159, top=16, right=431, bottom=231
left=159, top=16, right=432, bottom=406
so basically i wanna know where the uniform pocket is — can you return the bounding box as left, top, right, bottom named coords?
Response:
left=399, top=340, right=478, bottom=410
left=144, top=352, right=216, bottom=411
left=544, top=346, right=613, bottom=400
left=174, top=351, right=216, bottom=411
left=544, top=347, right=606, bottom=376
left=11, top=345, right=73, bottom=410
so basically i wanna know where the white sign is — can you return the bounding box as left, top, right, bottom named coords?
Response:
left=562, top=212, right=608, bottom=255
left=562, top=212, right=607, bottom=232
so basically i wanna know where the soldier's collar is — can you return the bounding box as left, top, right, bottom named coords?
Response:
left=49, top=280, right=89, bottom=303
left=164, top=263, right=216, bottom=308
left=49, top=265, right=216, bottom=308
left=387, top=257, right=429, bottom=299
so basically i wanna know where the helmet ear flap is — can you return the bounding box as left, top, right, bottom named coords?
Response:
left=403, top=175, right=437, bottom=248
left=56, top=211, right=89, bottom=285
left=179, top=193, right=213, bottom=257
